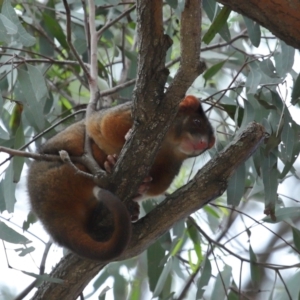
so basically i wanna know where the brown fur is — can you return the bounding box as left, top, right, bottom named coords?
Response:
left=27, top=96, right=215, bottom=260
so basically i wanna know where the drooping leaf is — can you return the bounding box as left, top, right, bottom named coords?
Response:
left=147, top=239, right=165, bottom=292
left=0, top=221, right=30, bottom=244
left=291, top=72, right=300, bottom=105
left=203, top=60, right=226, bottom=84
left=227, top=163, right=246, bottom=206
left=249, top=245, right=261, bottom=285
left=196, top=256, right=212, bottom=299
left=292, top=227, right=300, bottom=252
left=1, top=0, right=35, bottom=46
left=243, top=16, right=261, bottom=47
left=260, top=58, right=278, bottom=78
left=261, top=150, right=278, bottom=209
left=246, top=61, right=262, bottom=94
left=3, top=163, right=16, bottom=212
left=274, top=40, right=295, bottom=77
left=152, top=258, right=172, bottom=298
left=203, top=6, right=231, bottom=44
left=12, top=122, right=25, bottom=183
left=211, top=264, right=232, bottom=299
left=263, top=207, right=300, bottom=223
left=15, top=246, right=35, bottom=257
left=42, top=12, right=69, bottom=51
left=202, top=0, right=231, bottom=41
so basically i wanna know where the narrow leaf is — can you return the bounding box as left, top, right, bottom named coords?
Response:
left=261, top=151, right=278, bottom=208
left=249, top=245, right=261, bottom=285
left=227, top=163, right=246, bottom=205
left=243, top=16, right=261, bottom=47
left=196, top=256, right=212, bottom=299
left=263, top=207, right=300, bottom=223
left=153, top=259, right=172, bottom=298
left=291, top=73, right=300, bottom=105
left=203, top=6, right=231, bottom=44
left=0, top=221, right=30, bottom=244
left=211, top=264, right=232, bottom=299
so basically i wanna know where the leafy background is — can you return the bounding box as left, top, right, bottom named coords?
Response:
left=0, top=0, right=300, bottom=299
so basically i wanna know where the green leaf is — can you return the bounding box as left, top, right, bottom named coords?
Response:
left=0, top=92, right=3, bottom=116
left=203, top=205, right=220, bottom=219
left=248, top=176, right=264, bottom=199
left=27, top=64, right=48, bottom=103
left=203, top=60, right=226, bottom=83
left=0, top=221, right=30, bottom=244
left=73, top=38, right=87, bottom=55
left=274, top=40, right=295, bottom=77
left=220, top=104, right=244, bottom=127
left=152, top=258, right=172, bottom=298
left=170, top=237, right=184, bottom=257
left=243, top=16, right=261, bottom=47
left=291, top=73, right=300, bottom=105
left=246, top=62, right=262, bottom=94
left=261, top=151, right=278, bottom=208
left=186, top=219, right=202, bottom=263
left=263, top=207, right=300, bottom=223
left=15, top=246, right=35, bottom=256
left=42, top=12, right=69, bottom=51
left=147, top=239, right=165, bottom=292
left=17, top=69, right=45, bottom=130
left=166, top=0, right=178, bottom=9
left=22, top=212, right=37, bottom=232
left=249, top=245, right=261, bottom=285
left=89, top=270, right=110, bottom=297
left=202, top=0, right=231, bottom=41
left=203, top=6, right=231, bottom=44
left=211, top=264, right=232, bottom=299
left=240, top=100, right=254, bottom=131
left=202, top=0, right=216, bottom=20
left=12, top=123, right=25, bottom=183
left=196, top=256, right=212, bottom=299
left=1, top=0, right=35, bottom=46
left=21, top=271, right=64, bottom=284
left=292, top=227, right=300, bottom=252
left=0, top=13, right=17, bottom=34
left=227, top=163, right=246, bottom=206
left=281, top=111, right=295, bottom=163
left=113, top=274, right=127, bottom=300
left=3, top=163, right=16, bottom=212
left=260, top=58, right=278, bottom=78
left=279, top=123, right=300, bottom=178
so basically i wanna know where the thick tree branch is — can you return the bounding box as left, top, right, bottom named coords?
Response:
left=109, top=0, right=204, bottom=207
left=217, top=0, right=300, bottom=49
left=166, top=0, right=204, bottom=98
left=31, top=122, right=266, bottom=300
left=107, top=0, right=173, bottom=203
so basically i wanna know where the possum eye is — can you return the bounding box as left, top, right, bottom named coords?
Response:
left=193, top=118, right=202, bottom=127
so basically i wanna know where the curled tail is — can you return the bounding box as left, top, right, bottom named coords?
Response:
left=57, top=188, right=132, bottom=261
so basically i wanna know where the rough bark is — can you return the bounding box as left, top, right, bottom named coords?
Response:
left=217, top=0, right=300, bottom=49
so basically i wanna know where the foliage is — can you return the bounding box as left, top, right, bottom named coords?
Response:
left=0, top=0, right=300, bottom=299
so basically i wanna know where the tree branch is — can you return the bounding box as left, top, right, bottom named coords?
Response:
left=217, top=0, right=300, bottom=49
left=109, top=0, right=204, bottom=207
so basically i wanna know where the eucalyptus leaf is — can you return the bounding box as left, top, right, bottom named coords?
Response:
left=0, top=221, right=30, bottom=244
left=211, top=264, right=232, bottom=299
left=243, top=16, right=261, bottom=47
left=227, top=163, right=246, bottom=206
left=249, top=245, right=261, bottom=285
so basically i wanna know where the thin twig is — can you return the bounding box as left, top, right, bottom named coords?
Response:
left=96, top=5, right=136, bottom=39
left=62, top=0, right=90, bottom=80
